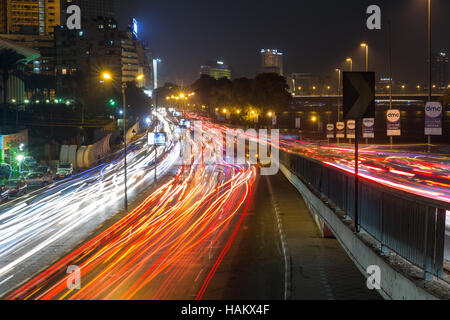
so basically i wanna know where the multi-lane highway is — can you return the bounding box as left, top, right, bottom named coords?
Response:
left=0, top=115, right=178, bottom=295
left=3, top=119, right=256, bottom=300
left=1, top=114, right=448, bottom=300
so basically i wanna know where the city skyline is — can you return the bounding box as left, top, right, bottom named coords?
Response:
left=116, top=0, right=450, bottom=85
left=0, top=0, right=449, bottom=305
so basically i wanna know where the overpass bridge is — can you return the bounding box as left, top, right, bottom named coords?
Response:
left=292, top=93, right=446, bottom=106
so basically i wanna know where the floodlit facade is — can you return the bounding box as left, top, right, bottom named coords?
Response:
left=200, top=61, right=232, bottom=80
left=0, top=0, right=60, bottom=36
left=260, top=49, right=283, bottom=76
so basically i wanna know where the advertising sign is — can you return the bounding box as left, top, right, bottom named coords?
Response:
left=0, top=129, right=28, bottom=150
left=387, top=109, right=401, bottom=136
left=326, top=124, right=335, bottom=139
left=362, top=118, right=375, bottom=139
left=346, top=120, right=356, bottom=139
left=148, top=132, right=166, bottom=146
left=336, top=122, right=345, bottom=138
left=295, top=118, right=301, bottom=129
left=425, top=102, right=443, bottom=136
left=272, top=116, right=277, bottom=126
left=180, top=119, right=191, bottom=128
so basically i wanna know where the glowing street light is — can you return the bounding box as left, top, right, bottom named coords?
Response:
left=102, top=72, right=112, bottom=80
left=346, top=58, right=353, bottom=71
left=360, top=43, right=369, bottom=71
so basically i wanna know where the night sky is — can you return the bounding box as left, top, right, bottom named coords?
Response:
left=116, top=0, right=450, bottom=85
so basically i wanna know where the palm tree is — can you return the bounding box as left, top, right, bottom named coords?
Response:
left=0, top=49, right=26, bottom=131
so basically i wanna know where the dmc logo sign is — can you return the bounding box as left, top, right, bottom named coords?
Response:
left=363, top=118, right=375, bottom=127
left=326, top=124, right=334, bottom=131
left=425, top=103, right=442, bottom=118
left=336, top=123, right=345, bottom=130
left=387, top=110, right=400, bottom=122
left=347, top=121, right=356, bottom=130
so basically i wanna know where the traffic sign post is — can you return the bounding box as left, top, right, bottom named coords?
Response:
left=347, top=120, right=356, bottom=143
left=343, top=72, right=375, bottom=234
left=425, top=102, right=443, bottom=152
left=362, top=118, right=375, bottom=144
left=148, top=132, right=167, bottom=182
left=326, top=124, right=335, bottom=143
left=336, top=122, right=345, bottom=144
left=386, top=109, right=401, bottom=149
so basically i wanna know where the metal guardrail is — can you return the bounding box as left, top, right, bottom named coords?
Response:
left=280, top=150, right=449, bottom=279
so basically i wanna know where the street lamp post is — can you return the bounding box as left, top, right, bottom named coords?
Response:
left=336, top=68, right=342, bottom=144
left=346, top=58, right=353, bottom=72
left=361, top=43, right=369, bottom=71
left=102, top=72, right=144, bottom=213
left=427, top=0, right=432, bottom=153
left=387, top=21, right=395, bottom=149
left=121, top=82, right=128, bottom=212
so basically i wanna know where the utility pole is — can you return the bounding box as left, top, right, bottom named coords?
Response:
left=336, top=68, right=341, bottom=144
left=154, top=90, right=158, bottom=182
left=388, top=20, right=394, bottom=149
left=122, top=83, right=128, bottom=213
left=427, top=0, right=432, bottom=153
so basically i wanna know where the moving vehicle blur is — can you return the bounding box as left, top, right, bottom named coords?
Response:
left=5, top=179, right=28, bottom=197
left=54, top=163, right=73, bottom=180
left=25, top=172, right=52, bottom=187
left=0, top=185, right=10, bottom=202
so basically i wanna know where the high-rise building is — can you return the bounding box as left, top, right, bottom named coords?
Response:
left=55, top=16, right=153, bottom=93
left=120, top=20, right=153, bottom=89
left=60, top=0, right=115, bottom=24
left=200, top=61, right=232, bottom=80
left=0, top=0, right=60, bottom=36
left=431, top=51, right=449, bottom=89
left=260, top=49, right=283, bottom=76
left=0, top=37, right=40, bottom=104
left=0, top=0, right=60, bottom=87
left=55, top=16, right=122, bottom=81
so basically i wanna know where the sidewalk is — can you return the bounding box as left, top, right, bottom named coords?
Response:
left=266, top=172, right=382, bottom=300
left=203, top=172, right=382, bottom=300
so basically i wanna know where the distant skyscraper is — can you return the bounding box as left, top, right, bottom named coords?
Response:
left=0, top=0, right=60, bottom=36
left=260, top=49, right=283, bottom=76
left=431, top=51, right=449, bottom=89
left=200, top=61, right=232, bottom=80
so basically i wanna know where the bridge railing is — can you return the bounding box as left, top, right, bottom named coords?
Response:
left=280, top=150, right=449, bottom=279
